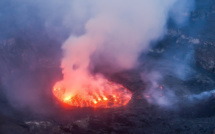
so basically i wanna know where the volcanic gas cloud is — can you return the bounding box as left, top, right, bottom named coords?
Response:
left=53, top=0, right=194, bottom=108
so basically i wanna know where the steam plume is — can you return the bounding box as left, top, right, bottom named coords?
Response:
left=56, top=0, right=195, bottom=107
left=0, top=0, right=196, bottom=112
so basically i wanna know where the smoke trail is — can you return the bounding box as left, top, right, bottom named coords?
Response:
left=186, top=89, right=215, bottom=104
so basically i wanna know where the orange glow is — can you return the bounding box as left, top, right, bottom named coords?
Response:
left=64, top=96, right=71, bottom=102
left=52, top=79, right=132, bottom=108
left=93, top=100, right=98, bottom=104
left=103, top=97, right=108, bottom=101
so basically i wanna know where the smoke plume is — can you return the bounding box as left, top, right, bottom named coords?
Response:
left=0, top=0, right=196, bottom=113
left=56, top=0, right=195, bottom=107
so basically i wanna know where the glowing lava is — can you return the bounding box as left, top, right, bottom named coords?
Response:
left=53, top=77, right=132, bottom=108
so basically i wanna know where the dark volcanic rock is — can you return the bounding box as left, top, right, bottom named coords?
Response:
left=1, top=0, right=215, bottom=134
left=0, top=114, right=30, bottom=134
left=196, top=42, right=215, bottom=73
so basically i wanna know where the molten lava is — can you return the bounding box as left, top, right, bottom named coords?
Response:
left=53, top=78, right=132, bottom=108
